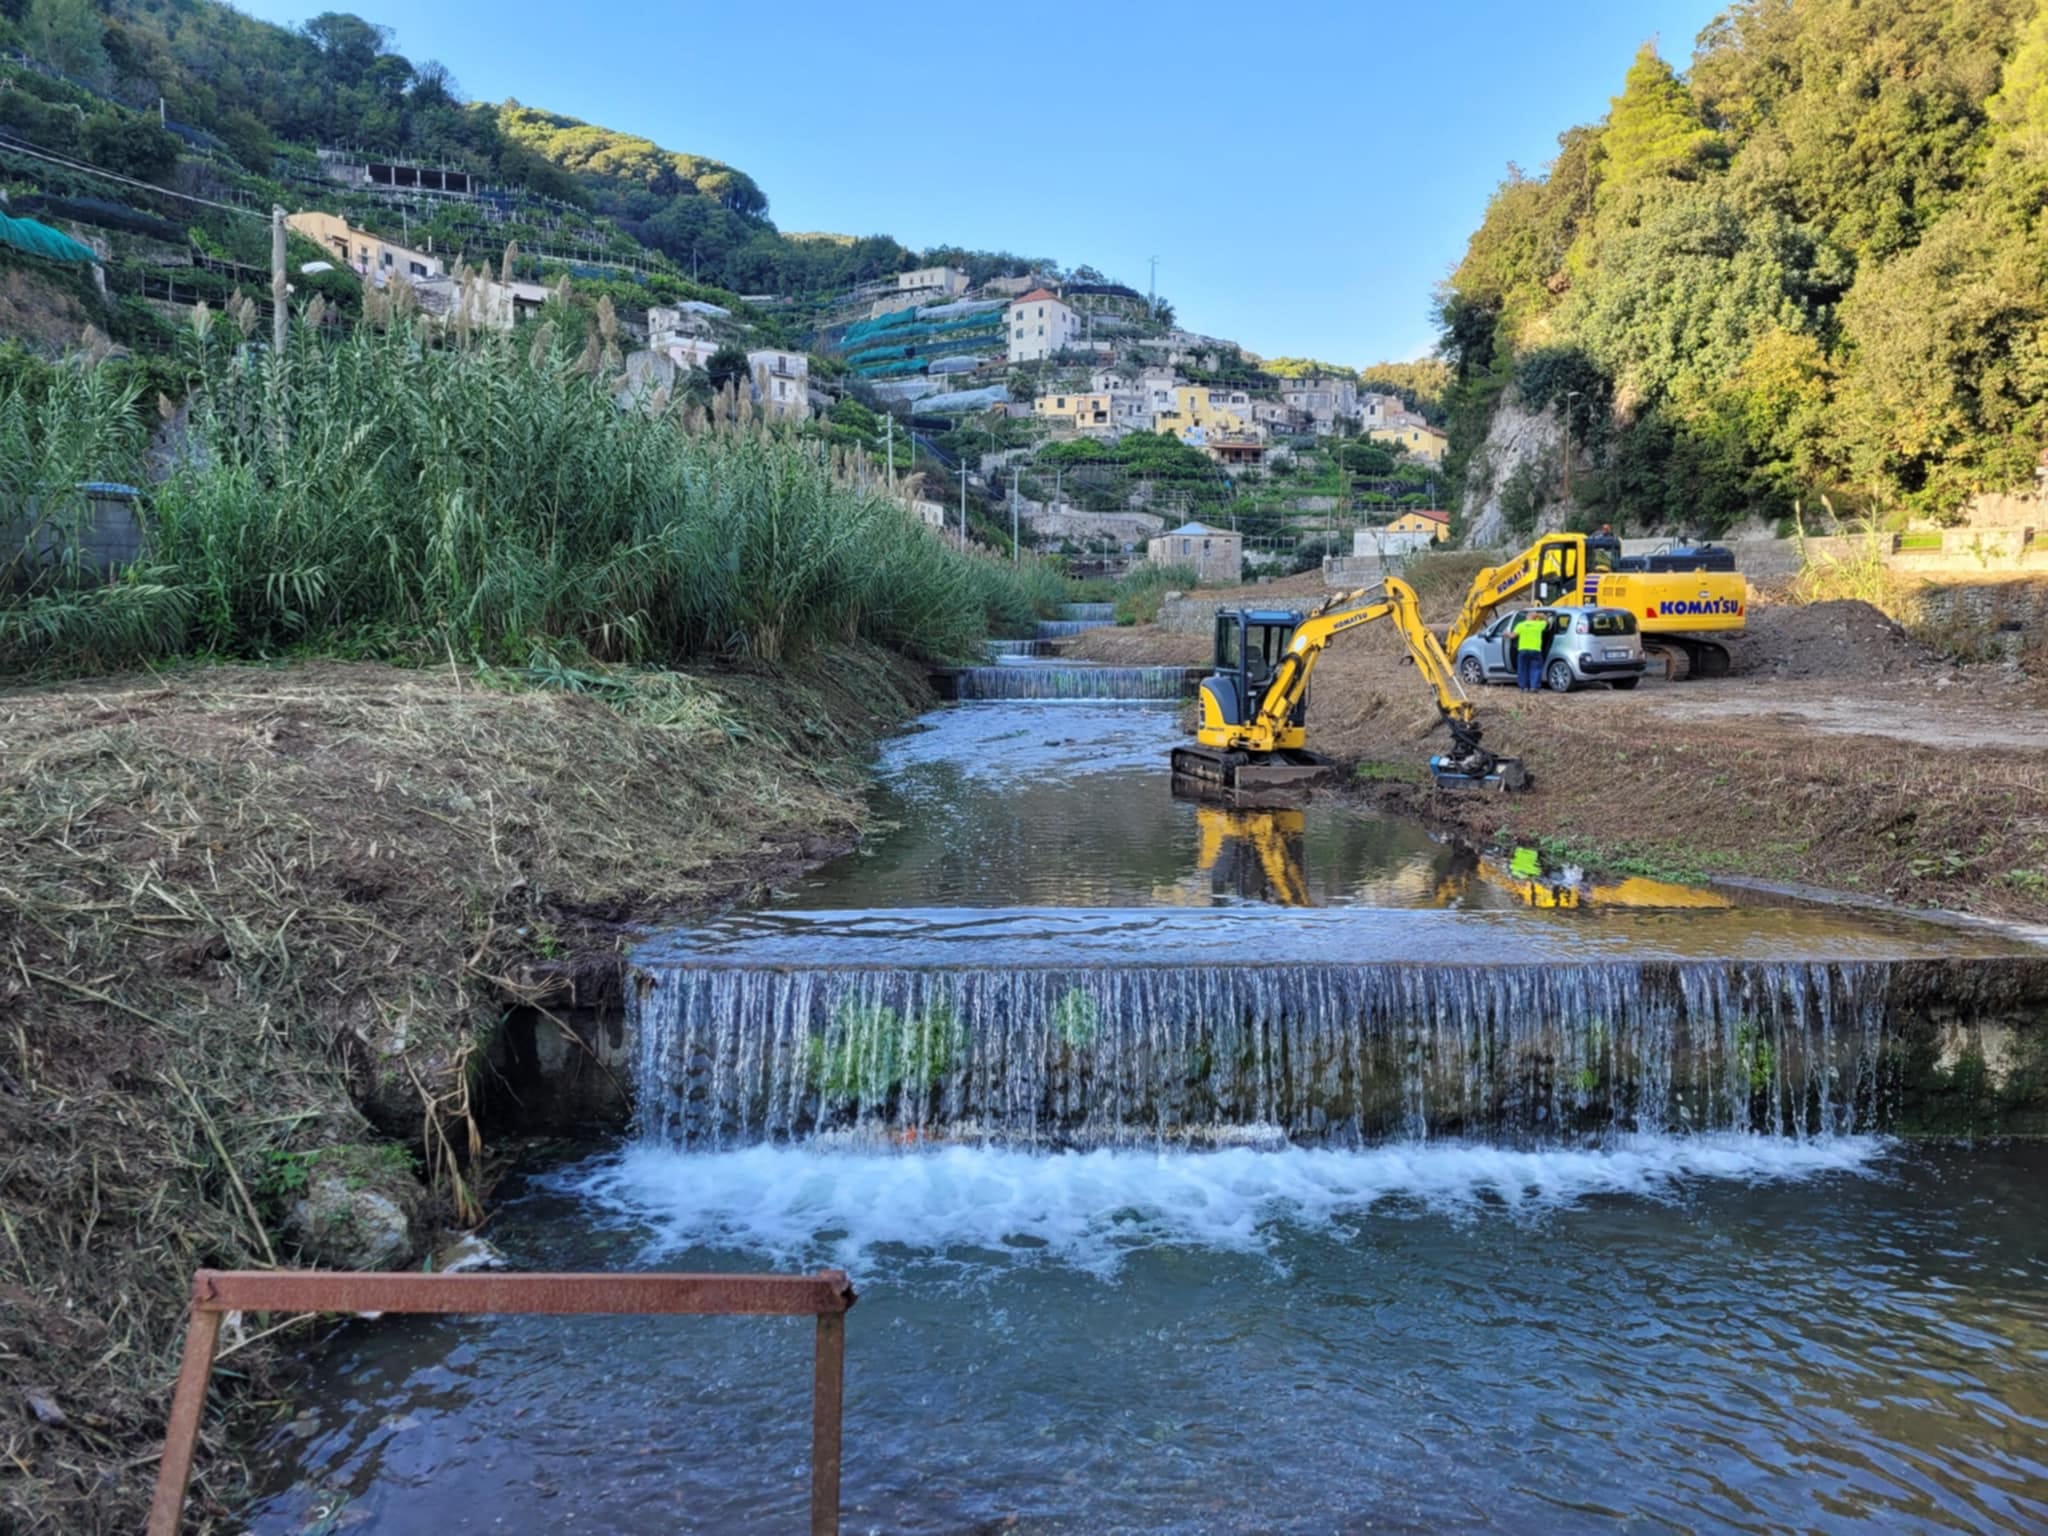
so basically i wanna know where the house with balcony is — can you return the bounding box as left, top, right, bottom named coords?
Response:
left=748, top=348, right=810, bottom=419
left=1368, top=421, right=1447, bottom=465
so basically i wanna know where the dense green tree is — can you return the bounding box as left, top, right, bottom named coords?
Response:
left=81, top=112, right=181, bottom=182
left=1598, top=43, right=1725, bottom=202
left=27, top=0, right=108, bottom=82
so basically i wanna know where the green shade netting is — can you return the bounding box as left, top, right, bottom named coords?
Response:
left=0, top=212, right=97, bottom=264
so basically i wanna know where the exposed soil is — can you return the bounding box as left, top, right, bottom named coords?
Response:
left=1082, top=595, right=2048, bottom=924
left=0, top=649, right=928, bottom=1534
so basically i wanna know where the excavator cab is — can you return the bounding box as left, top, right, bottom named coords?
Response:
left=1531, top=537, right=1583, bottom=605
left=1203, top=609, right=1307, bottom=733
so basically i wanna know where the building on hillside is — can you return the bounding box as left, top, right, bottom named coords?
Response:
left=898, top=266, right=970, bottom=298
left=1203, top=435, right=1266, bottom=470
left=1007, top=289, right=1080, bottom=362
left=1091, top=365, right=1180, bottom=431
left=748, top=348, right=810, bottom=419
left=1280, top=374, right=1358, bottom=434
left=1384, top=508, right=1451, bottom=542
left=1148, top=520, right=1242, bottom=584
left=659, top=335, right=721, bottom=372
left=1368, top=422, right=1448, bottom=465
left=982, top=273, right=1046, bottom=297
left=648, top=302, right=730, bottom=346
left=286, top=211, right=442, bottom=283
left=1359, top=392, right=1408, bottom=429
left=1152, top=385, right=1253, bottom=443
left=1034, top=391, right=1115, bottom=435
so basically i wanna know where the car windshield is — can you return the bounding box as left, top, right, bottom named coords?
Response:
left=1588, top=611, right=1637, bottom=636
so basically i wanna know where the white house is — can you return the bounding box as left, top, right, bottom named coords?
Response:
left=748, top=348, right=810, bottom=419
left=1006, top=288, right=1079, bottom=362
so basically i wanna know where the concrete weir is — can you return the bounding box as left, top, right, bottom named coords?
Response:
left=928, top=664, right=1201, bottom=702
left=491, top=916, right=2048, bottom=1140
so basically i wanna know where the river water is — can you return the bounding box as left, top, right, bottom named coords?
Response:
left=247, top=698, right=2048, bottom=1534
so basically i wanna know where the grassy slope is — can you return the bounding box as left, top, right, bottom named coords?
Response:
left=0, top=646, right=926, bottom=1534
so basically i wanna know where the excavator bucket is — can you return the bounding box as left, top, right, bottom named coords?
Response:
left=1428, top=747, right=1529, bottom=792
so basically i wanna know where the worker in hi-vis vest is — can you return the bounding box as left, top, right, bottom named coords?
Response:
left=1512, top=611, right=1550, bottom=691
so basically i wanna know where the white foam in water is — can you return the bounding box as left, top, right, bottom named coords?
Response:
left=556, top=1137, right=1888, bottom=1278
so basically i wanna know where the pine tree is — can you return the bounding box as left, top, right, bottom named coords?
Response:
left=1598, top=44, right=1724, bottom=202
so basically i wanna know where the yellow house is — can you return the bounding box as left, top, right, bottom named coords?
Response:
left=1034, top=392, right=1114, bottom=432
left=1387, top=509, right=1451, bottom=542
left=285, top=210, right=443, bottom=282
left=1368, top=423, right=1448, bottom=465
left=1152, top=385, right=1250, bottom=442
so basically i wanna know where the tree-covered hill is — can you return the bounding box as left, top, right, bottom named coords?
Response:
left=1440, top=0, right=2048, bottom=530
left=0, top=0, right=1044, bottom=300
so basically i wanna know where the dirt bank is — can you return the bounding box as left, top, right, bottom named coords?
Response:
left=0, top=648, right=927, bottom=1534
left=1081, top=597, right=2048, bottom=924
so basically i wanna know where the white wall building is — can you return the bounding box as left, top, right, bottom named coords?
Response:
left=1281, top=375, right=1359, bottom=434
left=1006, top=288, right=1080, bottom=362
left=748, top=348, right=810, bottom=419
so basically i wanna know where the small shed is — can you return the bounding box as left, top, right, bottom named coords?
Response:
left=1148, top=520, right=1242, bottom=584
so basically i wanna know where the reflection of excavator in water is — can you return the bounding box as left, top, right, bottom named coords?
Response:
left=1189, top=802, right=1312, bottom=906
left=1435, top=845, right=1736, bottom=910
left=1171, top=576, right=1527, bottom=798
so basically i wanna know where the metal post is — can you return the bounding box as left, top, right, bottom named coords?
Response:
left=885, top=413, right=895, bottom=495
left=270, top=206, right=287, bottom=358
left=810, top=1311, right=847, bottom=1536
left=145, top=1304, right=222, bottom=1536
left=1011, top=479, right=1019, bottom=563
left=959, top=460, right=968, bottom=550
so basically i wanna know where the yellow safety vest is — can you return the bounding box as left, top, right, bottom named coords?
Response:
left=1513, top=617, right=1549, bottom=652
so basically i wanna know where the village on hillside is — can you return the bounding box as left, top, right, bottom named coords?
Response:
left=281, top=194, right=1454, bottom=585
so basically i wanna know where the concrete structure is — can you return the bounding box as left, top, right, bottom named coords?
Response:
left=1385, top=508, right=1451, bottom=542
left=898, top=266, right=970, bottom=298
left=1007, top=290, right=1079, bottom=362
left=1281, top=375, right=1358, bottom=433
left=1204, top=435, right=1266, bottom=469
left=658, top=335, right=721, bottom=372
left=748, top=348, right=810, bottom=419
left=982, top=273, right=1046, bottom=297
left=1034, top=391, right=1115, bottom=435
left=1148, top=520, right=1243, bottom=584
left=1369, top=422, right=1449, bottom=465
left=286, top=211, right=442, bottom=283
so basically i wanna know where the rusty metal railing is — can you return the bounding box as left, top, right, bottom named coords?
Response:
left=149, top=1267, right=857, bottom=1535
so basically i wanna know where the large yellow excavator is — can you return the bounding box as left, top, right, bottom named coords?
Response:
left=1170, top=576, right=1527, bottom=796
left=1444, top=533, right=1746, bottom=679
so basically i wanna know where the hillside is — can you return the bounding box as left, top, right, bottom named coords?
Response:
left=0, top=0, right=1042, bottom=305
left=1440, top=0, right=2048, bottom=535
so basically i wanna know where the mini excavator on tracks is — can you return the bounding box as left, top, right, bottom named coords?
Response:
left=1170, top=577, right=1527, bottom=798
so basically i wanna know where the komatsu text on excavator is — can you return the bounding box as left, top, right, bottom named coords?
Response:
left=1170, top=576, right=1527, bottom=797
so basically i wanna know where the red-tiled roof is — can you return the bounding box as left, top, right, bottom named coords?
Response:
left=1403, top=508, right=1451, bottom=524
left=1011, top=288, right=1061, bottom=304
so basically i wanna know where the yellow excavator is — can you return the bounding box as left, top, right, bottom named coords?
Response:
left=1444, top=532, right=1746, bottom=679
left=1170, top=576, right=1527, bottom=797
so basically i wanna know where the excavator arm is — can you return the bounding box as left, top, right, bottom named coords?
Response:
left=1241, top=577, right=1477, bottom=752
left=1443, top=534, right=1587, bottom=656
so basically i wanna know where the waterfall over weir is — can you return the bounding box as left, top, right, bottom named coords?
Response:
left=630, top=947, right=1900, bottom=1151
left=946, top=665, right=1195, bottom=701
left=986, top=638, right=1054, bottom=658
left=1035, top=618, right=1113, bottom=638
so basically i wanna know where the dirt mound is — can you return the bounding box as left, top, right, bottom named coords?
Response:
left=1730, top=600, right=1936, bottom=679
left=1061, top=626, right=1210, bottom=665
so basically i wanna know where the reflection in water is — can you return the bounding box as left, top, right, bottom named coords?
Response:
left=1436, top=847, right=1740, bottom=910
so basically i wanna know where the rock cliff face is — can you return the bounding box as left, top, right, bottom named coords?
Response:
left=1459, top=392, right=1565, bottom=549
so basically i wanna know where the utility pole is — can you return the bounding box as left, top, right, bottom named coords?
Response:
left=885, top=412, right=895, bottom=494
left=270, top=205, right=287, bottom=358
left=959, top=459, right=968, bottom=550
left=1147, top=255, right=1158, bottom=312
left=1011, top=477, right=1019, bottom=563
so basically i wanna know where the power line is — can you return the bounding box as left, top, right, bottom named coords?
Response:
left=0, top=129, right=263, bottom=218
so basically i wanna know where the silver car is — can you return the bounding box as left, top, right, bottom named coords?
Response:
left=1453, top=605, right=1647, bottom=692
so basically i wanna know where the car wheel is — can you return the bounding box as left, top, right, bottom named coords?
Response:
left=1609, top=677, right=1639, bottom=691
left=1545, top=658, right=1575, bottom=693
left=1457, top=655, right=1485, bottom=689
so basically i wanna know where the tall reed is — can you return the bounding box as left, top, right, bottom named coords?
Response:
left=2, top=322, right=1050, bottom=673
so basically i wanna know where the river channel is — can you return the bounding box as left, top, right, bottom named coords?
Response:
left=247, top=689, right=2048, bottom=1534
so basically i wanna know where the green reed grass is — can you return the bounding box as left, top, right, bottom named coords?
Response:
left=3, top=322, right=1053, bottom=673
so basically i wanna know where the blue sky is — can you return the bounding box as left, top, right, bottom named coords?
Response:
left=238, top=0, right=1729, bottom=364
